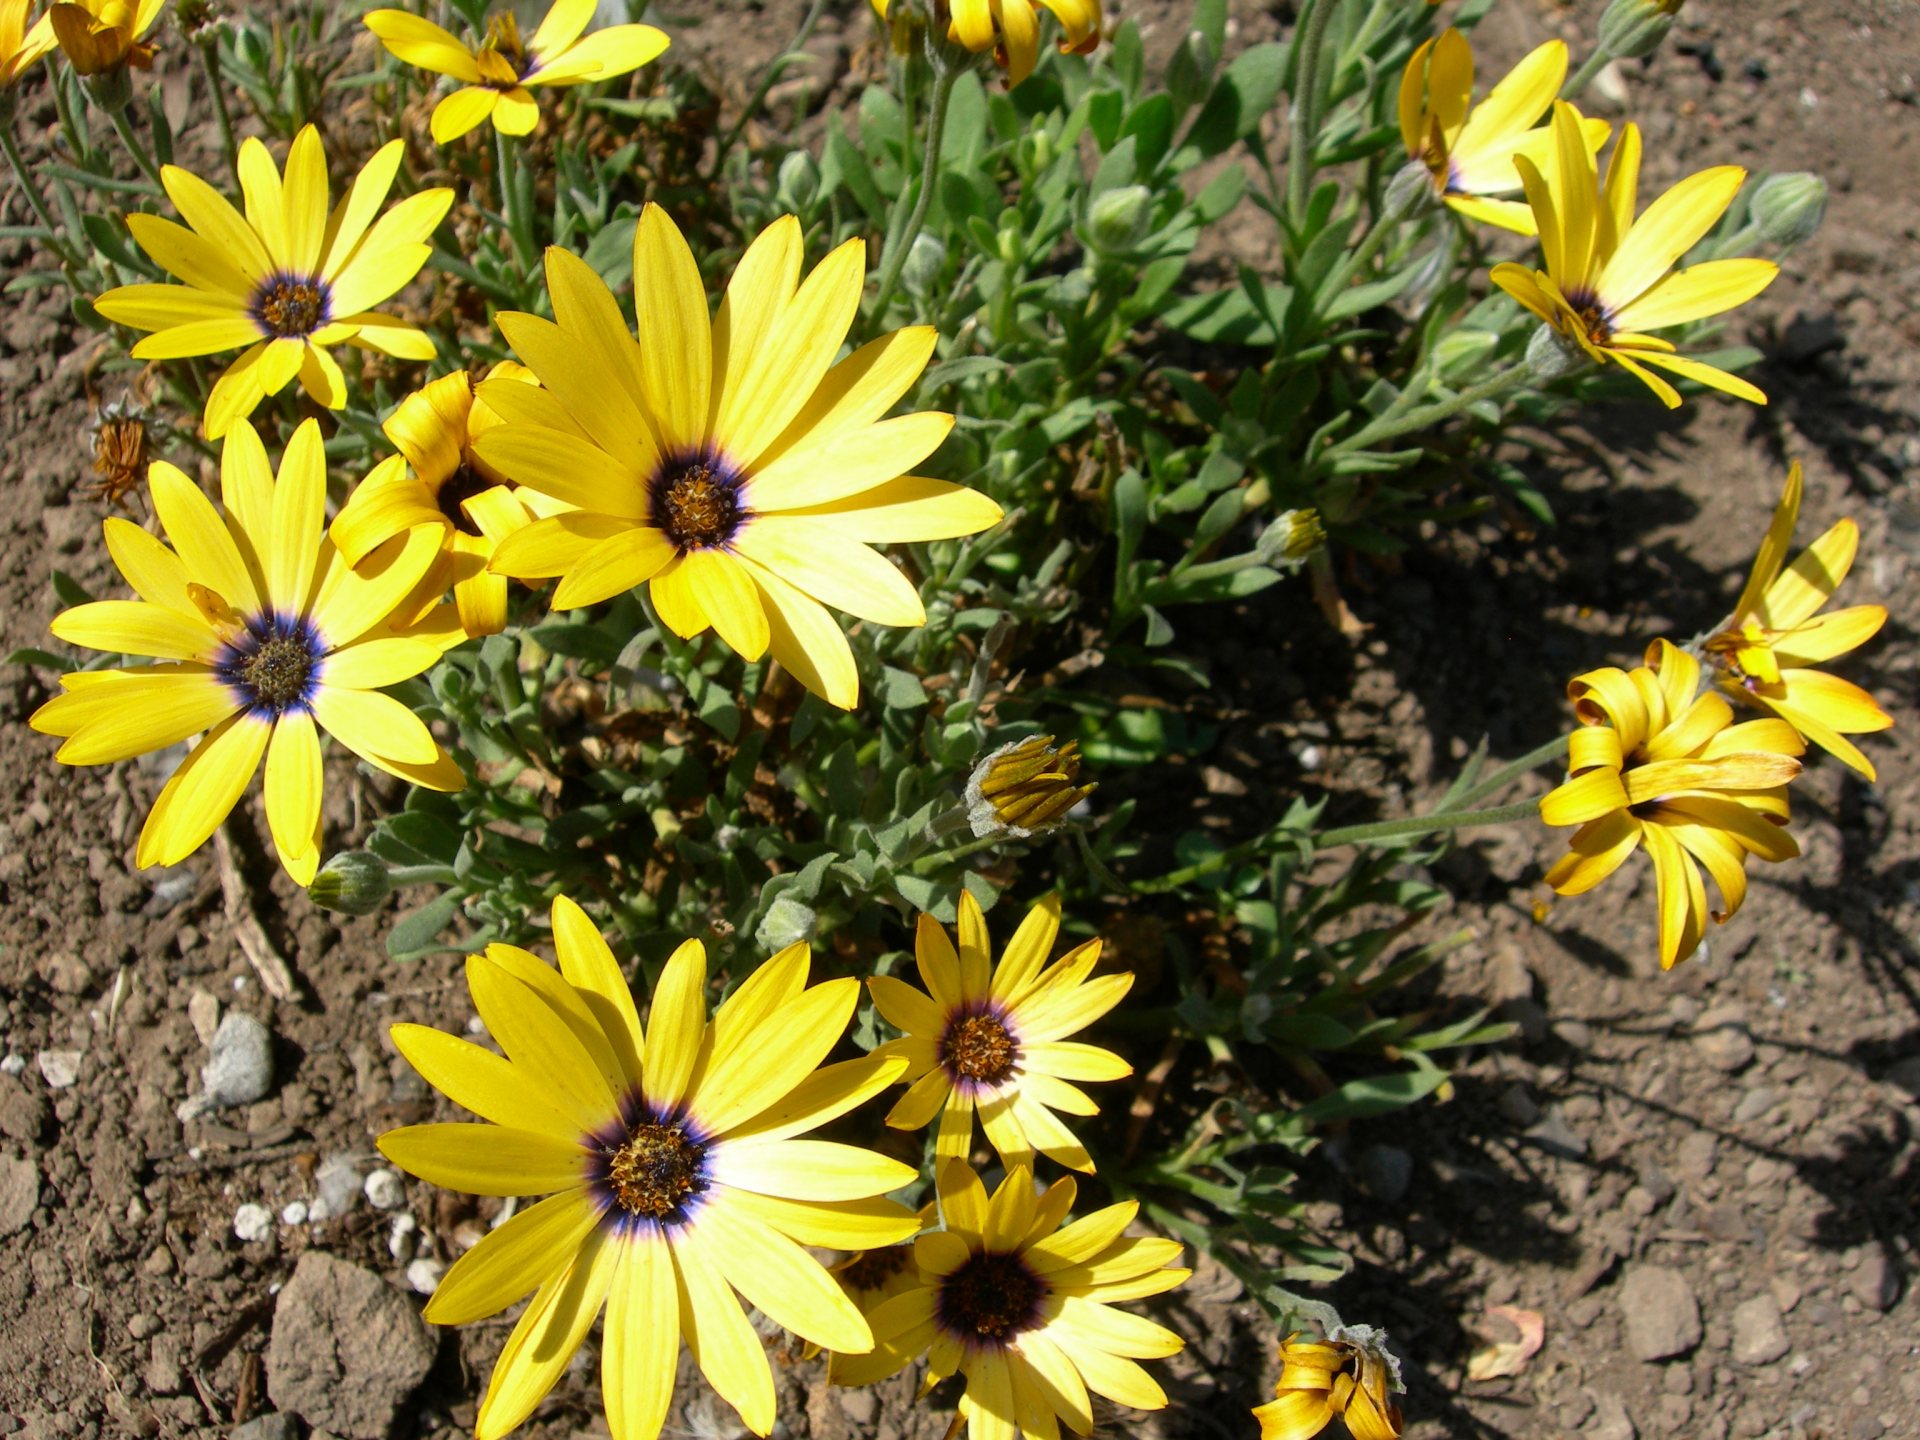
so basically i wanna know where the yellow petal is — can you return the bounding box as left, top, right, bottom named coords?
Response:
left=49, top=600, right=217, bottom=663
left=642, top=937, right=707, bottom=1113
left=690, top=978, right=857, bottom=1136
left=752, top=325, right=939, bottom=475
left=1538, top=767, right=1627, bottom=828
left=1730, top=460, right=1802, bottom=624
left=552, top=526, right=677, bottom=609
left=1542, top=810, right=1642, bottom=896
left=311, top=685, right=440, bottom=766
left=732, top=517, right=924, bottom=627
left=551, top=895, right=646, bottom=1091
left=364, top=9, right=483, bottom=82
left=389, top=1021, right=584, bottom=1138
left=378, top=1122, right=590, bottom=1197
left=1599, top=164, right=1747, bottom=313
left=427, top=1189, right=599, bottom=1326
left=1761, top=517, right=1857, bottom=630
left=1453, top=39, right=1565, bottom=175
left=601, top=1238, right=679, bottom=1440
left=1641, top=821, right=1708, bottom=969
left=430, top=86, right=499, bottom=143
left=730, top=1052, right=912, bottom=1143
left=632, top=203, right=711, bottom=448
left=1773, top=603, right=1886, bottom=666
left=1397, top=37, right=1436, bottom=158
left=543, top=247, right=656, bottom=456
left=739, top=557, right=859, bottom=709
left=1611, top=257, right=1778, bottom=333
left=495, top=310, right=660, bottom=468
left=134, top=712, right=269, bottom=868
left=694, top=1200, right=874, bottom=1353
left=263, top=709, right=322, bottom=884
left=778, top=474, right=1004, bottom=543
left=668, top=1218, right=777, bottom=1433
left=320, top=138, right=407, bottom=275
left=676, top=547, right=769, bottom=660
left=473, top=1231, right=615, bottom=1440
left=157, top=166, right=272, bottom=283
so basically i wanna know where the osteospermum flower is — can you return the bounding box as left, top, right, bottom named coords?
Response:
left=1397, top=30, right=1609, bottom=235
left=1491, top=101, right=1778, bottom=408
left=330, top=367, right=553, bottom=639
left=964, top=735, right=1096, bottom=839
left=365, top=1, right=668, bottom=144
left=1704, top=462, right=1892, bottom=779
left=872, top=0, right=1100, bottom=86
left=37, top=0, right=161, bottom=75
left=830, top=1161, right=1189, bottom=1437
left=474, top=207, right=1003, bottom=709
left=1539, top=639, right=1805, bottom=968
left=870, top=893, right=1131, bottom=1173
left=91, top=126, right=453, bottom=439
left=378, top=897, right=920, bottom=1440
left=1255, top=1328, right=1405, bottom=1440
left=29, top=419, right=461, bottom=885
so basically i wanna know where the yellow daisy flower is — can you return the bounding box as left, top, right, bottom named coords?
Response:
left=1, top=0, right=58, bottom=86
left=365, top=0, right=668, bottom=145
left=28, top=418, right=462, bottom=886
left=378, top=896, right=920, bottom=1440
left=474, top=206, right=1004, bottom=710
left=872, top=0, right=1100, bottom=86
left=92, top=125, right=454, bottom=439
left=37, top=0, right=162, bottom=75
left=1704, top=461, right=1893, bottom=779
left=329, top=366, right=553, bottom=639
left=829, top=1160, right=1189, bottom=1437
left=869, top=893, right=1132, bottom=1174
left=1255, top=1330, right=1404, bottom=1440
left=1539, top=639, right=1804, bottom=969
left=1491, top=100, right=1779, bottom=408
left=1397, top=30, right=1610, bottom=235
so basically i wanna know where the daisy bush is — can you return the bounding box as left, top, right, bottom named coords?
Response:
left=4, top=0, right=1890, bottom=1435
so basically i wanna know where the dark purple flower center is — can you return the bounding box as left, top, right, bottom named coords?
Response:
left=648, top=449, right=747, bottom=552
left=216, top=612, right=322, bottom=717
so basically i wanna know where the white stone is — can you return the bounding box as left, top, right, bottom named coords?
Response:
left=280, top=1200, right=309, bottom=1226
left=234, top=1203, right=274, bottom=1243
left=364, top=1168, right=406, bottom=1212
left=37, top=1049, right=82, bottom=1089
left=387, top=1212, right=418, bottom=1261
left=404, top=1258, right=445, bottom=1295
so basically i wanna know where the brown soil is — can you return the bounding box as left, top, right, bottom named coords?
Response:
left=2, top=3, right=1916, bottom=1440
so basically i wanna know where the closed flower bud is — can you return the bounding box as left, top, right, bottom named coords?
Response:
left=901, top=233, right=946, bottom=297
left=1256, top=508, right=1325, bottom=566
left=1597, top=0, right=1681, bottom=60
left=965, top=735, right=1096, bottom=839
left=1087, top=184, right=1154, bottom=255
left=1525, top=322, right=1587, bottom=382
left=1750, top=171, right=1828, bottom=248
left=775, top=151, right=819, bottom=212
left=83, top=62, right=134, bottom=110
left=308, top=851, right=393, bottom=915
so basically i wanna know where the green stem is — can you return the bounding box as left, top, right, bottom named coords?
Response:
left=1315, top=798, right=1543, bottom=849
left=105, top=105, right=165, bottom=189
left=709, top=0, right=830, bottom=177
left=1316, top=206, right=1400, bottom=308
left=1452, top=731, right=1572, bottom=811
left=50, top=66, right=91, bottom=168
left=1560, top=48, right=1610, bottom=101
left=907, top=831, right=1002, bottom=875
left=1329, top=362, right=1530, bottom=457
left=197, top=38, right=239, bottom=179
left=494, top=126, right=535, bottom=272
left=869, top=53, right=958, bottom=327
left=1285, top=0, right=1337, bottom=224
left=0, top=124, right=85, bottom=273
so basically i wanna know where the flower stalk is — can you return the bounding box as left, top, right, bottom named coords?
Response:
left=869, top=36, right=960, bottom=325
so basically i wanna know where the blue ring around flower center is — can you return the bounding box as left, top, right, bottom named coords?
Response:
left=249, top=271, right=334, bottom=340
left=586, top=1097, right=715, bottom=1238
left=647, top=448, right=750, bottom=552
left=215, top=612, right=324, bottom=718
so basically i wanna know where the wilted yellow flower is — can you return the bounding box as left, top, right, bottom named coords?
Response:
left=965, top=734, right=1095, bottom=838
left=1492, top=101, right=1778, bottom=408
left=38, top=0, right=162, bottom=75
left=870, top=892, right=1131, bottom=1173
left=29, top=419, right=461, bottom=885
left=830, top=1160, right=1189, bottom=1436
left=330, top=367, right=554, bottom=639
left=92, top=126, right=452, bottom=438
left=872, top=0, right=1100, bottom=86
left=366, top=0, right=668, bottom=144
left=1705, top=462, right=1892, bottom=779
left=1255, top=1329, right=1405, bottom=1440
left=1539, top=639, right=1804, bottom=968
left=1398, top=30, right=1609, bottom=235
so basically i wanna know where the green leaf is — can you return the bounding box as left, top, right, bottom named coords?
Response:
left=921, top=355, right=1008, bottom=390
left=1290, top=1067, right=1451, bottom=1126
left=1159, top=282, right=1287, bottom=346
left=1191, top=164, right=1246, bottom=224
left=7, top=647, right=68, bottom=670
left=697, top=682, right=740, bottom=740
left=51, top=570, right=93, bottom=607
left=879, top=666, right=928, bottom=711
left=387, top=891, right=465, bottom=960
left=1179, top=43, right=1285, bottom=163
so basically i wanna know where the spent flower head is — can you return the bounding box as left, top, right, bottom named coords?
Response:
left=829, top=1160, right=1189, bottom=1436
left=92, top=126, right=453, bottom=438
left=1703, top=462, right=1892, bottom=778
left=1492, top=101, right=1778, bottom=409
left=379, top=897, right=919, bottom=1440
left=30, top=419, right=462, bottom=885
left=1539, top=639, right=1803, bottom=969
left=872, top=0, right=1100, bottom=87
left=965, top=735, right=1095, bottom=839
left=1255, top=1327, right=1405, bottom=1440
left=365, top=0, right=668, bottom=144
left=870, top=893, right=1131, bottom=1173
left=475, top=207, right=1002, bottom=710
